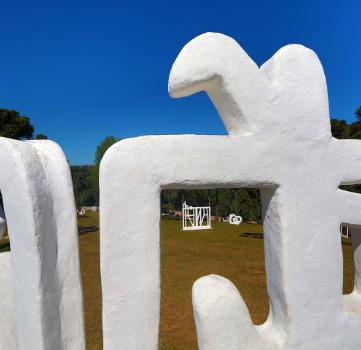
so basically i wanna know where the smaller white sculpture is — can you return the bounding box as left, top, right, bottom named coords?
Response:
left=229, top=213, right=242, bottom=225
left=182, top=201, right=211, bottom=230
left=91, top=206, right=97, bottom=212
left=78, top=209, right=86, bottom=215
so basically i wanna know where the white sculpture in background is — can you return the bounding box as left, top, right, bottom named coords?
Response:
left=0, top=138, right=85, bottom=349
left=182, top=201, right=211, bottom=230
left=78, top=208, right=86, bottom=215
left=91, top=206, right=97, bottom=212
left=229, top=213, right=242, bottom=225
left=100, top=32, right=361, bottom=350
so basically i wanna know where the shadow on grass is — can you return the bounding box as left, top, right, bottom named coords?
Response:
left=78, top=226, right=99, bottom=236
left=342, top=240, right=352, bottom=246
left=78, top=214, right=90, bottom=219
left=238, top=232, right=264, bottom=239
left=0, top=242, right=10, bottom=250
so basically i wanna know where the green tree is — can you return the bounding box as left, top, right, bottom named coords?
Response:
left=71, top=166, right=98, bottom=210
left=355, top=106, right=361, bottom=121
left=94, top=136, right=122, bottom=174
left=0, top=108, right=34, bottom=140
left=35, top=134, right=48, bottom=140
left=330, top=119, right=347, bottom=138
left=92, top=136, right=122, bottom=202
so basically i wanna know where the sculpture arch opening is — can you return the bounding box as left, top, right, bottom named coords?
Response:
left=340, top=222, right=361, bottom=315
left=159, top=188, right=269, bottom=348
left=338, top=185, right=361, bottom=314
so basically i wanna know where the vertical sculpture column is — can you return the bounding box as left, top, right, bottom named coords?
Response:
left=0, top=138, right=85, bottom=349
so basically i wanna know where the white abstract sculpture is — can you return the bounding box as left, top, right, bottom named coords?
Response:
left=100, top=32, right=361, bottom=349
left=229, top=213, right=242, bottom=225
left=0, top=138, right=85, bottom=349
left=182, top=201, right=211, bottom=230
left=78, top=208, right=86, bottom=215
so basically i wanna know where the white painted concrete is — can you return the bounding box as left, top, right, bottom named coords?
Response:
left=0, top=138, right=85, bottom=349
left=100, top=33, right=361, bottom=349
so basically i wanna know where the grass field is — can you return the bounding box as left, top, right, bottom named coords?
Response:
left=0, top=212, right=355, bottom=349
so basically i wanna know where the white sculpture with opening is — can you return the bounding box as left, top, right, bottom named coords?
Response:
left=182, top=201, right=211, bottom=230
left=100, top=32, right=361, bottom=349
left=229, top=213, right=242, bottom=225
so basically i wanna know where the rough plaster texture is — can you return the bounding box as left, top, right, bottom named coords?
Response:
left=0, top=138, right=85, bottom=349
left=100, top=33, right=361, bottom=349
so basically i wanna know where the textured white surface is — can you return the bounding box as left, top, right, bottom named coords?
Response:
left=0, top=138, right=85, bottom=349
left=100, top=33, right=361, bottom=349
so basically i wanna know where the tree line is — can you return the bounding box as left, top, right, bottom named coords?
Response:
left=161, top=188, right=262, bottom=222
left=2, top=106, right=361, bottom=221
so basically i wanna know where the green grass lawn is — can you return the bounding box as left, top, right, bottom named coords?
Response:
left=0, top=213, right=355, bottom=349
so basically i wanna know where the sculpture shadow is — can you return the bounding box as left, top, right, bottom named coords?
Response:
left=78, top=226, right=99, bottom=236
left=238, top=232, right=264, bottom=239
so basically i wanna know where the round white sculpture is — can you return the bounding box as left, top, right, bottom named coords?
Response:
left=91, top=206, right=97, bottom=212
left=229, top=213, right=242, bottom=225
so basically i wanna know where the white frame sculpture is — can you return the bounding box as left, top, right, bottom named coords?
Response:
left=182, top=201, right=211, bottom=230
left=229, top=213, right=242, bottom=225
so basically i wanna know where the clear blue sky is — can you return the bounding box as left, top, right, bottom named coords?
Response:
left=1, top=0, right=360, bottom=165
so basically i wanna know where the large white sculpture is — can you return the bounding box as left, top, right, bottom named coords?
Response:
left=100, top=32, right=361, bottom=349
left=0, top=138, right=85, bottom=349
left=182, top=201, right=211, bottom=230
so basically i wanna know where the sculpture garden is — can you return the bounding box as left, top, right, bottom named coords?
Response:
left=1, top=32, right=361, bottom=349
